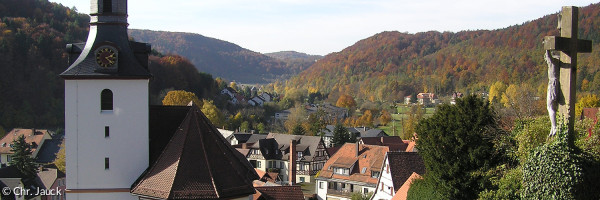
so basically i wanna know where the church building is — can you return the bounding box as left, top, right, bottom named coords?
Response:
left=60, top=0, right=258, bottom=199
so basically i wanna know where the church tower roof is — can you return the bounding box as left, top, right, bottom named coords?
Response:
left=131, top=105, right=259, bottom=199
left=60, top=0, right=151, bottom=79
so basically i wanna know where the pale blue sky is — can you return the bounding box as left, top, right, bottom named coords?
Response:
left=50, top=0, right=598, bottom=55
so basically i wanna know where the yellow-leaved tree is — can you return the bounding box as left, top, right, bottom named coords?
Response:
left=162, top=90, right=203, bottom=108
left=576, top=94, right=600, bottom=117
left=488, top=81, right=507, bottom=104
left=201, top=100, right=225, bottom=128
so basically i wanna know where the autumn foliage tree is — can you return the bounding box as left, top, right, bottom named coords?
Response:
left=162, top=90, right=203, bottom=108
left=336, top=94, right=357, bottom=109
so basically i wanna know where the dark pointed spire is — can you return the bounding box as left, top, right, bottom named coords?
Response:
left=131, top=106, right=258, bottom=199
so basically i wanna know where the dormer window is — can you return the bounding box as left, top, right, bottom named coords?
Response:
left=333, top=167, right=350, bottom=175
left=371, top=171, right=381, bottom=178
left=101, top=89, right=113, bottom=111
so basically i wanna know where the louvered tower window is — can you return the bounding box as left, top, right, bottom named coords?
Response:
left=101, top=89, right=113, bottom=111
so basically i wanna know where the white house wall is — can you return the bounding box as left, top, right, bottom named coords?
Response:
left=371, top=157, right=394, bottom=200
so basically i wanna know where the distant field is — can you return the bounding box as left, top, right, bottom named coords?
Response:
left=378, top=105, right=436, bottom=138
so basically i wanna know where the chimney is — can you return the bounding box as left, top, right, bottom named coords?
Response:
left=289, top=139, right=297, bottom=186
left=356, top=143, right=359, bottom=157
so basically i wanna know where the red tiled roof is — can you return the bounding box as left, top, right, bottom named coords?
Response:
left=0, top=129, right=50, bottom=154
left=131, top=105, right=258, bottom=199
left=392, top=172, right=422, bottom=200
left=253, top=186, right=304, bottom=200
left=581, top=108, right=599, bottom=121
left=318, top=143, right=389, bottom=185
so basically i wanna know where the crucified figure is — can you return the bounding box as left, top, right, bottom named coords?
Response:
left=544, top=50, right=560, bottom=136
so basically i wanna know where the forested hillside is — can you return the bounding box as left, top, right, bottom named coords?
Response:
left=0, top=0, right=219, bottom=133
left=129, top=30, right=307, bottom=83
left=283, top=3, right=600, bottom=103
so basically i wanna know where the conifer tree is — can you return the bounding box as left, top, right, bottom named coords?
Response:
left=332, top=124, right=348, bottom=146
left=9, top=135, right=37, bottom=178
left=414, top=95, right=498, bottom=199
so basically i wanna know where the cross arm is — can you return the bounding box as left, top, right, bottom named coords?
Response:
left=544, top=36, right=592, bottom=53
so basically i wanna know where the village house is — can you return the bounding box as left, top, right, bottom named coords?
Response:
left=370, top=152, right=425, bottom=200
left=0, top=129, right=53, bottom=167
left=0, top=165, right=66, bottom=200
left=248, top=92, right=274, bottom=106
left=239, top=133, right=329, bottom=185
left=220, top=87, right=246, bottom=105
left=226, top=132, right=267, bottom=146
left=36, top=166, right=66, bottom=200
left=316, top=143, right=389, bottom=200
left=416, top=93, right=438, bottom=106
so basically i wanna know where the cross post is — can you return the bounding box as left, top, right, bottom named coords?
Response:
left=543, top=6, right=592, bottom=135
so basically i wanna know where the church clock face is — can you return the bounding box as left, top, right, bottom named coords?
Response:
left=95, top=46, right=117, bottom=68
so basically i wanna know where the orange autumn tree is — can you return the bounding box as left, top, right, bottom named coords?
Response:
left=336, top=94, right=357, bottom=109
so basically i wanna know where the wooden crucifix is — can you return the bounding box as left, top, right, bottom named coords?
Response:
left=543, top=6, right=592, bottom=136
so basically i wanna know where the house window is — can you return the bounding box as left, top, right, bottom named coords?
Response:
left=105, top=157, right=110, bottom=170
left=363, top=188, right=368, bottom=194
left=103, top=0, right=112, bottom=13
left=105, top=126, right=110, bottom=138
left=372, top=171, right=381, bottom=178
left=257, top=160, right=262, bottom=168
left=101, top=89, right=113, bottom=111
left=300, top=177, right=305, bottom=183
left=319, top=181, right=324, bottom=189
left=6, top=155, right=11, bottom=163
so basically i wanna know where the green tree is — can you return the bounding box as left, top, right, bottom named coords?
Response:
left=162, top=90, right=202, bottom=108
left=332, top=123, right=348, bottom=147
left=256, top=123, right=266, bottom=134
left=240, top=121, right=250, bottom=132
left=9, top=135, right=37, bottom=178
left=351, top=192, right=372, bottom=200
left=415, top=95, right=499, bottom=199
left=308, top=109, right=327, bottom=135
left=292, top=123, right=306, bottom=135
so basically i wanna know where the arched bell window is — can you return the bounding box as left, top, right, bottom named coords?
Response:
left=101, top=89, right=113, bottom=111
left=103, top=0, right=112, bottom=13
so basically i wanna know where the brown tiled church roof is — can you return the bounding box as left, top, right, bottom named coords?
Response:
left=131, top=105, right=258, bottom=199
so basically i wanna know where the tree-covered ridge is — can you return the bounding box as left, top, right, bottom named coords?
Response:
left=284, top=3, right=600, bottom=103
left=265, top=51, right=322, bottom=75
left=129, top=30, right=306, bottom=83
left=0, top=0, right=89, bottom=131
left=0, top=0, right=221, bottom=133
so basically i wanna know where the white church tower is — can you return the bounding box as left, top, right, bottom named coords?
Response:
left=60, top=0, right=152, bottom=199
